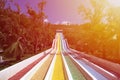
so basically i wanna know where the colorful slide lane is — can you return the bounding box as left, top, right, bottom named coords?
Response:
left=64, top=56, right=86, bottom=80
left=61, top=38, right=87, bottom=80
left=31, top=55, right=54, bottom=80
left=52, top=33, right=66, bottom=80
left=52, top=55, right=65, bottom=80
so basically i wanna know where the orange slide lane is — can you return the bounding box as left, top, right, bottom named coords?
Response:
left=30, top=55, right=54, bottom=80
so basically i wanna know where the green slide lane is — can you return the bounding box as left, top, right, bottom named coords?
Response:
left=65, top=56, right=86, bottom=80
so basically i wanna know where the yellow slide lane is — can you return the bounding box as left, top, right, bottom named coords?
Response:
left=52, top=33, right=65, bottom=80
left=52, top=55, right=65, bottom=80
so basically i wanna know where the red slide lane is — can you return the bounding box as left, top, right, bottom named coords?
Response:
left=8, top=54, right=47, bottom=80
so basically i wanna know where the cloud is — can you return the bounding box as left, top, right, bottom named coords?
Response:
left=44, top=19, right=49, bottom=23
left=61, top=21, right=70, bottom=25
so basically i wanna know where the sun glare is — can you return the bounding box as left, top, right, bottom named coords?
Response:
left=107, top=0, right=120, bottom=7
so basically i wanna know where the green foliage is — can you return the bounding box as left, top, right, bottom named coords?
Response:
left=0, top=0, right=54, bottom=60
left=4, top=40, right=23, bottom=60
left=77, top=0, right=120, bottom=63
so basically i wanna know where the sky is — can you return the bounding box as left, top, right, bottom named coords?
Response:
left=6, top=0, right=120, bottom=24
left=7, top=0, right=87, bottom=24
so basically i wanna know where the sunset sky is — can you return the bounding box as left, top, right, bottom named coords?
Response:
left=7, top=0, right=89, bottom=24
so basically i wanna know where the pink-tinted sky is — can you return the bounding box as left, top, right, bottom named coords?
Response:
left=7, top=0, right=88, bottom=24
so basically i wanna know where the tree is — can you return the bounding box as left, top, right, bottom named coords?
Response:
left=0, top=0, right=6, bottom=9
left=4, top=38, right=23, bottom=60
left=38, top=0, right=46, bottom=24
left=0, top=0, right=54, bottom=61
left=26, top=0, right=48, bottom=54
left=106, top=6, right=120, bottom=58
left=78, top=0, right=108, bottom=26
